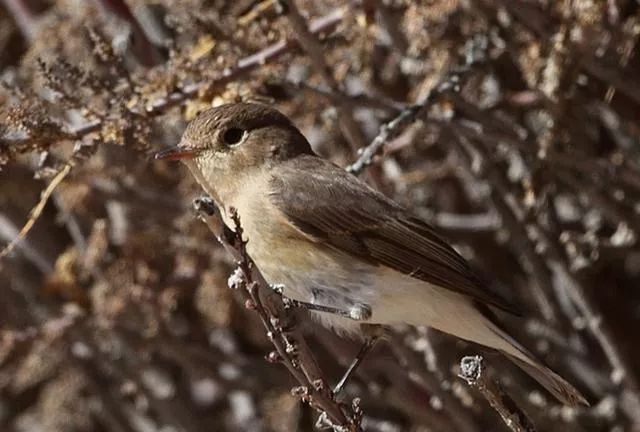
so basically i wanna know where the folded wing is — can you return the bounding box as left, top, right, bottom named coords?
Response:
left=268, top=155, right=519, bottom=315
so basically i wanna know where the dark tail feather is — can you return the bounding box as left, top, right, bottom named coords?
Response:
left=507, top=354, right=589, bottom=407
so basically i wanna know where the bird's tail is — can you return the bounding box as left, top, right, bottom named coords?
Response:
left=505, top=352, right=589, bottom=407
left=488, top=322, right=589, bottom=407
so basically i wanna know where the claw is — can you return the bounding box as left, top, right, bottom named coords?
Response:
left=193, top=196, right=217, bottom=215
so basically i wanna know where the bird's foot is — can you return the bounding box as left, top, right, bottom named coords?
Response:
left=348, top=303, right=372, bottom=321
left=269, top=283, right=286, bottom=295
left=192, top=196, right=217, bottom=215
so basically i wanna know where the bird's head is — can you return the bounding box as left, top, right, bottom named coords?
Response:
left=155, top=103, right=312, bottom=202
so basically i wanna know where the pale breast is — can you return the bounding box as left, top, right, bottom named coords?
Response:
left=229, top=175, right=375, bottom=306
left=238, top=193, right=378, bottom=305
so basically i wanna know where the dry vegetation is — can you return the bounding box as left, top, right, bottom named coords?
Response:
left=1, top=0, right=640, bottom=431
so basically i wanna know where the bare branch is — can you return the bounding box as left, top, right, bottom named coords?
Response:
left=459, top=355, right=536, bottom=432
left=0, top=163, right=71, bottom=262
left=347, top=58, right=477, bottom=174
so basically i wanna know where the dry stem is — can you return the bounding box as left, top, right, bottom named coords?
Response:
left=459, top=355, right=536, bottom=432
left=0, top=163, right=71, bottom=261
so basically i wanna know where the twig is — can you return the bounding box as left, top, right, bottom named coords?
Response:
left=430, top=211, right=500, bottom=232
left=346, top=30, right=494, bottom=174
left=347, top=104, right=424, bottom=175
left=0, top=213, right=53, bottom=273
left=448, top=124, right=559, bottom=323
left=482, top=0, right=640, bottom=106
left=193, top=197, right=362, bottom=431
left=280, top=80, right=403, bottom=114
left=347, top=64, right=471, bottom=175
left=604, top=12, right=640, bottom=103
left=0, top=163, right=71, bottom=262
left=370, top=0, right=408, bottom=54
left=459, top=355, right=536, bottom=432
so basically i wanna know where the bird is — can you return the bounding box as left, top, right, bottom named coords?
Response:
left=155, top=102, right=588, bottom=406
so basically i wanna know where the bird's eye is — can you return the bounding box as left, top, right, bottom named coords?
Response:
left=222, top=128, right=245, bottom=146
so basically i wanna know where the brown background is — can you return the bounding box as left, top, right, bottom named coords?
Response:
left=1, top=0, right=640, bottom=431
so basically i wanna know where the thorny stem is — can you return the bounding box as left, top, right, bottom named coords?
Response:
left=193, top=198, right=362, bottom=431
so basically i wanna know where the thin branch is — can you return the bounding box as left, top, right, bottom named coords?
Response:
left=482, top=0, right=640, bottom=106
left=346, top=62, right=475, bottom=174
left=604, top=10, right=640, bottom=103
left=389, top=333, right=482, bottom=432
left=459, top=355, right=536, bottom=432
left=450, top=127, right=559, bottom=323
left=280, top=80, right=403, bottom=114
left=347, top=103, right=423, bottom=175
left=370, top=0, right=408, bottom=54
left=0, top=163, right=71, bottom=262
left=430, top=211, right=500, bottom=232
left=94, top=0, right=163, bottom=66
left=0, top=213, right=53, bottom=273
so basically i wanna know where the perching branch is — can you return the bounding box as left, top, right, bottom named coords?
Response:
left=193, top=197, right=363, bottom=431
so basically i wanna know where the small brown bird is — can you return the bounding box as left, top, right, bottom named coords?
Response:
left=156, top=103, right=587, bottom=406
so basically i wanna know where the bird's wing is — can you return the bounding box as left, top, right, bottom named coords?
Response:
left=268, top=155, right=519, bottom=315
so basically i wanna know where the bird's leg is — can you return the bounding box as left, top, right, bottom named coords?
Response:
left=269, top=284, right=372, bottom=321
left=285, top=299, right=372, bottom=321
left=333, top=336, right=379, bottom=395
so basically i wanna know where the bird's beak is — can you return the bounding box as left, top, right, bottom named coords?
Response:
left=154, top=146, right=201, bottom=161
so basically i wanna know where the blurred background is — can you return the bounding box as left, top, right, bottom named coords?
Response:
left=1, top=0, right=640, bottom=431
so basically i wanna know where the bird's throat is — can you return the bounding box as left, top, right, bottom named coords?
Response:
left=182, top=160, right=227, bottom=218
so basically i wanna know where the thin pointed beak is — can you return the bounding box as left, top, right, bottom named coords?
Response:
left=154, top=146, right=201, bottom=161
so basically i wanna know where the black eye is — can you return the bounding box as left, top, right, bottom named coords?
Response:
left=222, top=128, right=245, bottom=146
